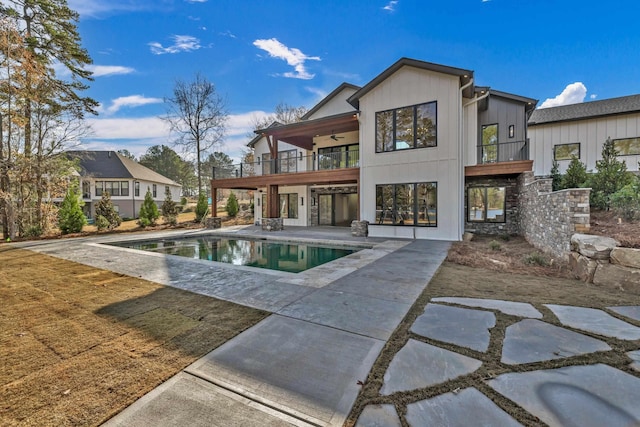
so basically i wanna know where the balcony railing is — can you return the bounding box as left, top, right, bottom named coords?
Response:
left=477, top=140, right=529, bottom=164
left=212, top=151, right=360, bottom=179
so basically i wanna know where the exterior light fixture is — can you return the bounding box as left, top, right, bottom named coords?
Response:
left=509, top=125, right=515, bottom=138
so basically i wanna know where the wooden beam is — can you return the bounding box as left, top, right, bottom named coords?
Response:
left=211, top=188, right=217, bottom=217
left=465, top=160, right=533, bottom=177
left=267, top=185, right=279, bottom=218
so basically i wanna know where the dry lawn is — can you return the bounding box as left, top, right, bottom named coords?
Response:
left=346, top=238, right=640, bottom=426
left=590, top=210, right=640, bottom=248
left=0, top=246, right=268, bottom=426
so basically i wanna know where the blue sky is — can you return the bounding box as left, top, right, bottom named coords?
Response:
left=69, top=0, right=640, bottom=162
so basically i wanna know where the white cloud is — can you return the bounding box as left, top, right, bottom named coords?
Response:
left=185, top=0, right=208, bottom=3
left=87, top=65, right=135, bottom=77
left=253, top=38, right=320, bottom=80
left=539, top=82, right=587, bottom=108
left=590, top=94, right=598, bottom=100
left=149, top=35, right=201, bottom=55
left=100, top=95, right=163, bottom=114
left=305, top=87, right=329, bottom=101
left=383, top=1, right=398, bottom=11
left=86, top=117, right=170, bottom=140
left=67, top=0, right=151, bottom=18
left=219, top=30, right=237, bottom=39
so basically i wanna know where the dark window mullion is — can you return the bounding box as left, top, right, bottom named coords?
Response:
left=413, top=183, right=418, bottom=226
left=413, top=106, right=418, bottom=149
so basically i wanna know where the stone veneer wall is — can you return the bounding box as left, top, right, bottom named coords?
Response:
left=517, top=172, right=591, bottom=258
left=464, top=176, right=520, bottom=235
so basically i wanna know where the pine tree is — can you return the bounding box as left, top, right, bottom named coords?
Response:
left=161, top=187, right=179, bottom=226
left=195, top=192, right=209, bottom=222
left=138, top=189, right=159, bottom=227
left=57, top=183, right=86, bottom=234
left=226, top=192, right=239, bottom=217
left=588, top=137, right=634, bottom=210
left=561, top=156, right=588, bottom=189
left=95, top=191, right=121, bottom=230
left=550, top=160, right=562, bottom=191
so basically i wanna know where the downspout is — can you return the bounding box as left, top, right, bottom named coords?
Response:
left=458, top=79, right=474, bottom=240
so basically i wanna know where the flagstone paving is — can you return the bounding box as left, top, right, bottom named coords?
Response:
left=405, top=388, right=523, bottom=427
left=410, top=303, right=495, bottom=352
left=545, top=304, right=640, bottom=340
left=608, top=305, right=640, bottom=322
left=357, top=298, right=640, bottom=427
left=501, top=319, right=611, bottom=365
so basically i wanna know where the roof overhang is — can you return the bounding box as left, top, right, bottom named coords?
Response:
left=255, top=111, right=359, bottom=150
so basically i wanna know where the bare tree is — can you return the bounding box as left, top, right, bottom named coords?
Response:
left=163, top=73, right=228, bottom=196
left=249, top=101, right=308, bottom=134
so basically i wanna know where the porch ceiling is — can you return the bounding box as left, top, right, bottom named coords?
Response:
left=256, top=111, right=359, bottom=150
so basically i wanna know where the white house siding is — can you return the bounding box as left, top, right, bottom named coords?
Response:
left=463, top=102, right=478, bottom=167
left=359, top=66, right=463, bottom=241
left=530, top=113, right=640, bottom=176
left=306, top=87, right=358, bottom=120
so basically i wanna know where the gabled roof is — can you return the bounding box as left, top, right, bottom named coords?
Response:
left=347, top=57, right=474, bottom=109
left=528, top=94, right=640, bottom=125
left=66, top=151, right=180, bottom=186
left=247, top=122, right=281, bottom=148
left=301, top=82, right=361, bottom=120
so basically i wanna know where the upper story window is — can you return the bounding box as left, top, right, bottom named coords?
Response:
left=613, top=137, right=640, bottom=156
left=318, top=144, right=359, bottom=169
left=95, top=181, right=129, bottom=197
left=375, top=101, right=437, bottom=153
left=554, top=143, right=580, bottom=161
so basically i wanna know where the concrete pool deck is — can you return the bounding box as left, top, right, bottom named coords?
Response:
left=14, top=226, right=450, bottom=426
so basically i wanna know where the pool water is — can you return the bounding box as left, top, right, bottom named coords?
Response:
left=108, top=236, right=360, bottom=273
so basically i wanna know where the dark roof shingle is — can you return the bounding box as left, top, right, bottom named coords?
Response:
left=529, top=94, right=640, bottom=125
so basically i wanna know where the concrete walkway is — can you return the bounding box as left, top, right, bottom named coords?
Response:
left=16, top=227, right=450, bottom=426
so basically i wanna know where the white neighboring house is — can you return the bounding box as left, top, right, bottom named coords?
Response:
left=528, top=94, right=640, bottom=176
left=211, top=58, right=537, bottom=240
left=66, top=151, right=181, bottom=220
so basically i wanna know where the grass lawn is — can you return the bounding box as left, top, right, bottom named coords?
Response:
left=0, top=246, right=268, bottom=426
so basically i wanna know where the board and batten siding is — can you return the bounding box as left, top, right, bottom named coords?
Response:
left=305, top=87, right=358, bottom=120
left=358, top=66, right=463, bottom=241
left=529, top=112, right=640, bottom=176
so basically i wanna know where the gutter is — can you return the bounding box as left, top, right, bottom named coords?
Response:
left=458, top=79, right=474, bottom=240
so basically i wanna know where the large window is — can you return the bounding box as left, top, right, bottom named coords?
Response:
left=318, top=144, right=359, bottom=170
left=261, top=193, right=298, bottom=219
left=613, top=137, right=640, bottom=156
left=481, top=124, right=498, bottom=163
left=468, top=187, right=506, bottom=223
left=554, top=143, right=580, bottom=161
left=375, top=101, right=437, bottom=153
left=262, top=149, right=297, bottom=174
left=95, top=181, right=129, bottom=197
left=376, top=182, right=437, bottom=226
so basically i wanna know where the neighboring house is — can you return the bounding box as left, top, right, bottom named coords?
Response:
left=528, top=94, right=640, bottom=176
left=66, top=151, right=181, bottom=219
left=211, top=57, right=537, bottom=241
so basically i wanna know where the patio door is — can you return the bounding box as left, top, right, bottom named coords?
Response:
left=318, top=194, right=333, bottom=225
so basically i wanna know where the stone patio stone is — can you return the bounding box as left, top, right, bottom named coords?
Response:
left=629, top=350, right=640, bottom=372
left=410, top=304, right=495, bottom=352
left=405, top=387, right=523, bottom=427
left=545, top=304, right=640, bottom=340
left=608, top=306, right=640, bottom=322
left=355, top=404, right=401, bottom=427
left=501, top=319, right=611, bottom=365
left=380, top=339, right=482, bottom=395
left=431, top=297, right=542, bottom=318
left=488, top=364, right=640, bottom=427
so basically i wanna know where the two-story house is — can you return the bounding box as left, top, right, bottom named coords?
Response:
left=67, top=151, right=182, bottom=220
left=211, top=58, right=537, bottom=241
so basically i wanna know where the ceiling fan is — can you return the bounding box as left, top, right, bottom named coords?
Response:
left=330, top=132, right=345, bottom=141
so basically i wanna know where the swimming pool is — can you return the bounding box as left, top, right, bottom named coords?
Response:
left=108, top=236, right=360, bottom=273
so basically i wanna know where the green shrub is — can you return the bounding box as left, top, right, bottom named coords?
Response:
left=561, top=156, right=587, bottom=189
left=95, top=215, right=110, bottom=231
left=58, top=185, right=87, bottom=234
left=138, top=189, right=160, bottom=227
left=588, top=137, right=634, bottom=210
left=523, top=252, right=549, bottom=266
left=610, top=179, right=640, bottom=221
left=226, top=192, right=239, bottom=217
left=161, top=187, right=180, bottom=226
left=24, top=225, right=43, bottom=238
left=499, top=234, right=511, bottom=242
left=488, top=240, right=502, bottom=251
left=180, top=196, right=188, bottom=206
left=550, top=159, right=562, bottom=191
left=95, top=191, right=121, bottom=230
left=195, top=193, right=209, bottom=222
